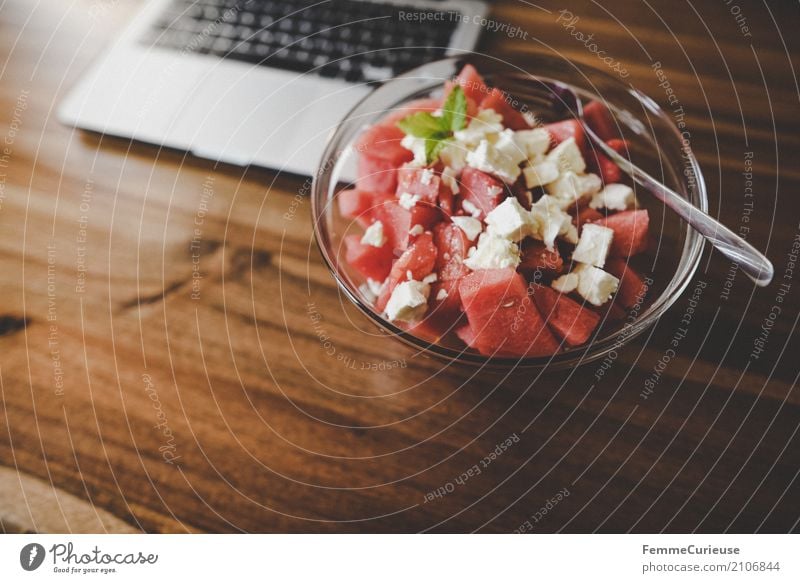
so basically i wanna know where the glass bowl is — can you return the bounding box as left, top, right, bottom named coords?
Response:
left=311, top=54, right=706, bottom=369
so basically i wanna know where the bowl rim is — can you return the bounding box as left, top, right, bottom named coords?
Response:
left=311, top=54, right=707, bottom=370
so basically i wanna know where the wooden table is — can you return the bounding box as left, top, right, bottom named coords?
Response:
left=1, top=0, right=797, bottom=533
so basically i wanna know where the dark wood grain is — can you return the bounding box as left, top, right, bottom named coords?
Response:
left=0, top=0, right=798, bottom=533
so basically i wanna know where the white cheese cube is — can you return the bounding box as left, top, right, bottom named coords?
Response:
left=551, top=272, right=579, bottom=294
left=400, top=135, right=427, bottom=166
left=385, top=280, right=431, bottom=323
left=435, top=288, right=449, bottom=301
left=451, top=216, right=482, bottom=241
left=466, top=138, right=522, bottom=184
left=546, top=172, right=602, bottom=207
left=493, top=129, right=528, bottom=168
left=463, top=232, right=521, bottom=270
left=572, top=224, right=614, bottom=267
left=360, top=221, right=386, bottom=247
left=523, top=160, right=560, bottom=188
left=422, top=273, right=438, bottom=284
left=461, top=199, right=482, bottom=218
left=441, top=166, right=460, bottom=194
left=530, top=195, right=579, bottom=249
left=419, top=168, right=435, bottom=185
left=484, top=197, right=536, bottom=241
left=515, top=128, right=552, bottom=158
left=574, top=263, right=619, bottom=306
left=409, top=224, right=424, bottom=236
left=590, top=183, right=636, bottom=211
left=454, top=108, right=504, bottom=146
left=546, top=137, right=586, bottom=174
left=439, top=143, right=467, bottom=172
left=398, top=192, right=420, bottom=210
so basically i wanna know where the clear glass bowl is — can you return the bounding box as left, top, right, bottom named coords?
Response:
left=311, top=54, right=706, bottom=369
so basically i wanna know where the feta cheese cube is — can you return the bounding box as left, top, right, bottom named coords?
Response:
left=441, top=166, right=460, bottom=194
left=439, top=142, right=467, bottom=172
left=493, top=129, right=528, bottom=168
left=385, top=280, right=431, bottom=323
left=435, top=288, right=449, bottom=301
left=409, top=224, right=424, bottom=236
left=360, top=221, right=386, bottom=247
left=574, top=263, right=619, bottom=306
left=461, top=199, right=482, bottom=218
left=530, top=195, right=579, bottom=249
left=546, top=137, right=586, bottom=174
left=463, top=232, right=521, bottom=271
left=400, top=134, right=427, bottom=166
left=466, top=138, right=522, bottom=183
left=572, top=224, right=614, bottom=267
left=515, top=128, right=552, bottom=158
left=551, top=272, right=579, bottom=294
left=484, top=197, right=536, bottom=241
left=523, top=160, right=560, bottom=188
left=454, top=108, right=504, bottom=146
left=451, top=216, right=482, bottom=241
left=359, top=283, right=377, bottom=304
left=546, top=172, right=602, bottom=207
left=422, top=272, right=438, bottom=284
left=419, top=168, right=434, bottom=185
left=398, top=191, right=420, bottom=210
left=590, top=183, right=636, bottom=211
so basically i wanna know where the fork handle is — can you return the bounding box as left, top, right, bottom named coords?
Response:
left=593, top=135, right=774, bottom=287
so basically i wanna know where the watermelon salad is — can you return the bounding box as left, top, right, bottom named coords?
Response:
left=336, top=64, right=651, bottom=358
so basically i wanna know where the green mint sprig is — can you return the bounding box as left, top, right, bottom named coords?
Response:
left=396, top=86, right=468, bottom=164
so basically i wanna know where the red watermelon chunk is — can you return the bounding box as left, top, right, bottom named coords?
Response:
left=587, top=138, right=630, bottom=184
left=375, top=233, right=437, bottom=312
left=434, top=222, right=472, bottom=281
left=396, top=165, right=441, bottom=205
left=337, top=189, right=377, bottom=223
left=583, top=100, right=618, bottom=141
left=460, top=166, right=506, bottom=217
left=356, top=122, right=413, bottom=193
left=408, top=279, right=464, bottom=342
left=447, top=64, right=489, bottom=105
left=480, top=87, right=530, bottom=130
left=605, top=257, right=649, bottom=309
left=572, top=206, right=605, bottom=232
left=382, top=97, right=442, bottom=125
left=458, top=268, right=560, bottom=357
left=518, top=239, right=564, bottom=277
left=545, top=119, right=586, bottom=151
left=532, top=285, right=600, bottom=346
left=372, top=200, right=440, bottom=252
left=456, top=324, right=478, bottom=348
left=357, top=154, right=400, bottom=193
left=344, top=235, right=393, bottom=281
left=597, top=209, right=650, bottom=257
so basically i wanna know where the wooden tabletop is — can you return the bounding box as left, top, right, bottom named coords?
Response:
left=0, top=0, right=798, bottom=533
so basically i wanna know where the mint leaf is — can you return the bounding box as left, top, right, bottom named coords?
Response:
left=441, top=86, right=467, bottom=133
left=396, top=86, right=468, bottom=164
left=396, top=112, right=442, bottom=138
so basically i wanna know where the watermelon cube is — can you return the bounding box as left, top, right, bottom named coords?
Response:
left=344, top=234, right=393, bottom=281
left=587, top=138, right=629, bottom=184
left=375, top=233, right=438, bottom=312
left=598, top=209, right=650, bottom=257
left=480, top=87, right=530, bottom=130
left=532, top=285, right=600, bottom=346
left=447, top=64, right=489, bottom=105
left=408, top=279, right=464, bottom=342
left=337, top=189, right=377, bottom=223
left=357, top=154, right=401, bottom=193
left=572, top=206, right=605, bottom=232
left=605, top=257, right=649, bottom=309
left=458, top=268, right=560, bottom=357
left=518, top=239, right=564, bottom=277
left=544, top=119, right=586, bottom=151
left=372, top=200, right=440, bottom=252
left=583, top=100, right=618, bottom=141
left=396, top=166, right=441, bottom=205
left=434, top=222, right=473, bottom=281
left=460, top=166, right=506, bottom=217
left=456, top=323, right=478, bottom=348
left=356, top=122, right=413, bottom=193
left=382, top=97, right=442, bottom=125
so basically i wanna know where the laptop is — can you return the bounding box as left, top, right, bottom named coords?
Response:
left=59, top=0, right=488, bottom=176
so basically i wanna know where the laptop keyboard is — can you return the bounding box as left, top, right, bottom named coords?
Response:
left=141, top=0, right=461, bottom=83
